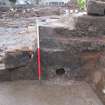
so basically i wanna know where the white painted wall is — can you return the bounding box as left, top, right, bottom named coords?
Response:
left=40, top=0, right=69, bottom=6
left=0, top=0, right=10, bottom=7
left=41, top=0, right=69, bottom=3
left=16, top=0, right=33, bottom=5
left=0, top=0, right=69, bottom=6
left=0, top=0, right=38, bottom=6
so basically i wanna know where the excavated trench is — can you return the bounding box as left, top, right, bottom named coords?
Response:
left=0, top=11, right=104, bottom=104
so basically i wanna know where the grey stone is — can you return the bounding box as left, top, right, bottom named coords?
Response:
left=10, top=64, right=36, bottom=80
left=0, top=17, right=38, bottom=81
left=41, top=48, right=81, bottom=67
left=70, top=13, right=105, bottom=34
left=39, top=25, right=105, bottom=80
left=0, top=17, right=37, bottom=71
left=87, top=0, right=105, bottom=16
left=0, top=69, right=10, bottom=81
left=39, top=19, right=105, bottom=38
left=40, top=37, right=105, bottom=51
left=4, top=51, right=31, bottom=69
left=0, top=59, right=38, bottom=81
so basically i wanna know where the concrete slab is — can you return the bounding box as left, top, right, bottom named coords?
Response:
left=0, top=80, right=103, bottom=105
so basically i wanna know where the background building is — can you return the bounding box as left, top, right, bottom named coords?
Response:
left=40, top=0, right=69, bottom=6
left=0, top=0, right=70, bottom=7
left=0, top=0, right=10, bottom=7
left=0, top=0, right=40, bottom=7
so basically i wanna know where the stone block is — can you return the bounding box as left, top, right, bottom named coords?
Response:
left=71, top=13, right=105, bottom=35
left=40, top=37, right=105, bottom=52
left=39, top=24, right=105, bottom=80
left=41, top=48, right=81, bottom=67
left=40, top=21, right=105, bottom=38
left=4, top=51, right=31, bottom=69
left=87, top=0, right=105, bottom=16
left=10, top=62, right=37, bottom=80
left=42, top=48, right=101, bottom=80
left=0, top=69, right=10, bottom=81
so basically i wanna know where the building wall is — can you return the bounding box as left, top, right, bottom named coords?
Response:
left=0, top=0, right=41, bottom=7
left=0, top=0, right=69, bottom=7
left=16, top=0, right=42, bottom=5
left=0, top=0, right=10, bottom=7
left=40, top=0, right=69, bottom=6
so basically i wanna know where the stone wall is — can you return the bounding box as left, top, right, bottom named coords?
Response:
left=39, top=13, right=105, bottom=103
left=87, top=0, right=105, bottom=16
left=0, top=17, right=38, bottom=81
left=86, top=0, right=105, bottom=103
left=39, top=14, right=105, bottom=80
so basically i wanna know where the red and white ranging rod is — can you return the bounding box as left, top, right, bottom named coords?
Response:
left=36, top=19, right=41, bottom=80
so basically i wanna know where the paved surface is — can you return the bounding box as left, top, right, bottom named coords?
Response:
left=0, top=80, right=103, bottom=105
